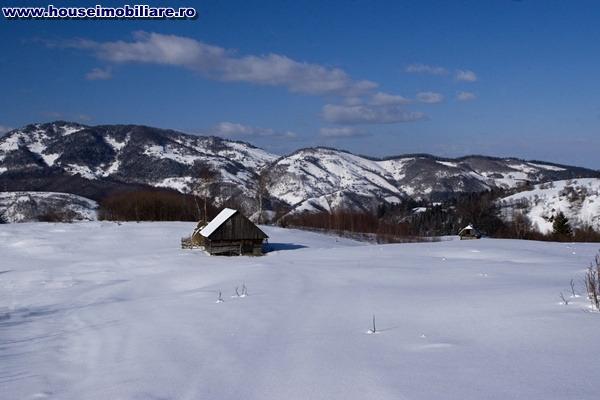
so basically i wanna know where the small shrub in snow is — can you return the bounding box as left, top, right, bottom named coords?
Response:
left=585, top=253, right=600, bottom=311
left=367, top=314, right=378, bottom=334
left=216, top=290, right=224, bottom=303
left=559, top=292, right=569, bottom=305
left=569, top=278, right=577, bottom=298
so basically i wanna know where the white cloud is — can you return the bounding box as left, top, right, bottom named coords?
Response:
left=405, top=63, right=448, bottom=75
left=69, top=32, right=377, bottom=97
left=416, top=91, right=444, bottom=104
left=456, top=91, right=476, bottom=101
left=0, top=125, right=13, bottom=134
left=85, top=67, right=112, bottom=80
left=322, top=104, right=425, bottom=125
left=343, top=96, right=363, bottom=106
left=455, top=69, right=477, bottom=82
left=406, top=64, right=478, bottom=83
left=319, top=127, right=368, bottom=138
left=370, top=92, right=411, bottom=105
left=212, top=122, right=296, bottom=139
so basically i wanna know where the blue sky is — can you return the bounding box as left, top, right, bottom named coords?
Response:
left=1, top=0, right=600, bottom=168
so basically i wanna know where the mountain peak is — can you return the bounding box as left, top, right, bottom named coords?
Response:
left=1, top=121, right=598, bottom=215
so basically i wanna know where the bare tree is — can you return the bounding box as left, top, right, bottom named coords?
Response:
left=585, top=259, right=600, bottom=311
left=559, top=292, right=569, bottom=305
left=255, top=170, right=271, bottom=224
left=512, top=212, right=532, bottom=239
left=194, top=164, right=219, bottom=223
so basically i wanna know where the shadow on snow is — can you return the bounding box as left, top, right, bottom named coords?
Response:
left=264, top=243, right=308, bottom=252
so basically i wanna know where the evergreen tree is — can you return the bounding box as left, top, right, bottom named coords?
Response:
left=552, top=211, right=572, bottom=238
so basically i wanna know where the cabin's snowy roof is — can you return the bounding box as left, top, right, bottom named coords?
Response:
left=199, top=208, right=238, bottom=237
left=459, top=224, right=478, bottom=235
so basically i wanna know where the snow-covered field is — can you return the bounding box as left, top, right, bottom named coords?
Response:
left=1, top=222, right=600, bottom=400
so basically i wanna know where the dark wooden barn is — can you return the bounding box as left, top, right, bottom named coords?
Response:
left=458, top=224, right=482, bottom=240
left=191, top=208, right=268, bottom=256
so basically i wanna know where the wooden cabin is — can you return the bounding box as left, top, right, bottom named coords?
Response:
left=190, top=208, right=268, bottom=256
left=458, top=224, right=482, bottom=240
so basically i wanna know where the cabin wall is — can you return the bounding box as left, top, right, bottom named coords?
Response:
left=459, top=229, right=481, bottom=240
left=197, top=210, right=268, bottom=255
left=205, top=238, right=265, bottom=255
left=460, top=235, right=478, bottom=240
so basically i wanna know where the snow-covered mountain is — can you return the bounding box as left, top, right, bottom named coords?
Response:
left=266, top=147, right=598, bottom=213
left=499, top=178, right=600, bottom=233
left=1, top=121, right=598, bottom=214
left=0, top=121, right=275, bottom=205
left=0, top=191, right=97, bottom=222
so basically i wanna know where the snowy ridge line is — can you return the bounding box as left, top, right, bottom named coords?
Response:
left=265, top=146, right=598, bottom=214
left=1, top=121, right=598, bottom=215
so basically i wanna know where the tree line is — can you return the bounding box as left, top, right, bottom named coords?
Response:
left=97, top=189, right=219, bottom=222
left=60, top=182, right=600, bottom=243
left=280, top=209, right=417, bottom=243
left=281, top=189, right=600, bottom=242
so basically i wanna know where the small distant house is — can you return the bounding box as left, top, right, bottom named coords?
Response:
left=187, top=208, right=268, bottom=256
left=458, top=224, right=481, bottom=240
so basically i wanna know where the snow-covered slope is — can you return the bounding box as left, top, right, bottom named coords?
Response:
left=499, top=178, right=600, bottom=233
left=0, top=191, right=97, bottom=222
left=1, top=222, right=600, bottom=399
left=0, top=122, right=276, bottom=201
left=1, top=122, right=597, bottom=214
left=267, top=148, right=403, bottom=212
left=267, top=148, right=597, bottom=212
